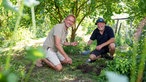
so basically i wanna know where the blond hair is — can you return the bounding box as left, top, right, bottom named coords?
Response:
left=64, top=14, right=76, bottom=23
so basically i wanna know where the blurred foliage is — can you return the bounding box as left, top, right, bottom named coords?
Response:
left=136, top=26, right=146, bottom=82
left=122, top=0, right=146, bottom=27
left=64, top=36, right=96, bottom=55
left=25, top=46, right=45, bottom=62
left=105, top=71, right=128, bottom=82
left=106, top=56, right=132, bottom=76
left=107, top=25, right=146, bottom=82
left=0, top=0, right=146, bottom=82
left=0, top=71, right=18, bottom=82
left=0, top=0, right=126, bottom=42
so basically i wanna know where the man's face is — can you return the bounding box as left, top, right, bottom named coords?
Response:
left=64, top=16, right=75, bottom=28
left=97, top=22, right=105, bottom=31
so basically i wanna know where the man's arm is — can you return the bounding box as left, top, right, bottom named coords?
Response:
left=63, top=42, right=71, bottom=46
left=101, top=38, right=115, bottom=47
left=54, top=35, right=69, bottom=58
left=63, top=42, right=78, bottom=46
left=96, top=38, right=115, bottom=50
left=87, top=40, right=93, bottom=45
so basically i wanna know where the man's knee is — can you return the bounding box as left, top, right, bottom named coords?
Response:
left=55, top=64, right=63, bottom=71
left=109, top=43, right=115, bottom=51
left=89, top=54, right=100, bottom=60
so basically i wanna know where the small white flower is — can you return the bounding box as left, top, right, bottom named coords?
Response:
left=24, top=0, right=40, bottom=7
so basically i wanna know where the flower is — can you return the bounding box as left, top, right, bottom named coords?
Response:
left=24, top=0, right=40, bottom=7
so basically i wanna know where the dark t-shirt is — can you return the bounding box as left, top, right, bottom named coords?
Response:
left=90, top=26, right=114, bottom=48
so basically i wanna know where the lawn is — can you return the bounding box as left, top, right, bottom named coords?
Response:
left=0, top=48, right=109, bottom=82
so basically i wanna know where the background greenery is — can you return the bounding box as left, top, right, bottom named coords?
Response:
left=0, top=0, right=146, bottom=82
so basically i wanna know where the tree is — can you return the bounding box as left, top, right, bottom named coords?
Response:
left=122, top=0, right=146, bottom=26
left=36, top=0, right=122, bottom=41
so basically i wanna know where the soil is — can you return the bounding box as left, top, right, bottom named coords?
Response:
left=76, top=63, right=107, bottom=76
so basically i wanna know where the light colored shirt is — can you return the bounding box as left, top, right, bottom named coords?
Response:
left=43, top=22, right=68, bottom=52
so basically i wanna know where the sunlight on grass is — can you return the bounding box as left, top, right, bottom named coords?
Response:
left=59, top=75, right=75, bottom=81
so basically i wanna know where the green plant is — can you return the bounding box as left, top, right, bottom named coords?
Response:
left=0, top=0, right=41, bottom=82
left=136, top=26, right=146, bottom=82
left=106, top=57, right=132, bottom=76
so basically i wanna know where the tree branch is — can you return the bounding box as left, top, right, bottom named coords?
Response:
left=76, top=0, right=89, bottom=17
left=49, top=12, right=60, bottom=23
left=54, top=1, right=63, bottom=22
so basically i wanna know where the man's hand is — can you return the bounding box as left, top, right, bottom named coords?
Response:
left=70, top=42, right=78, bottom=46
left=65, top=56, right=72, bottom=64
left=67, top=57, right=72, bottom=64
left=96, top=44, right=103, bottom=50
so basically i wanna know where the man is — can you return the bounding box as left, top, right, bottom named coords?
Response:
left=36, top=15, right=77, bottom=71
left=87, top=17, right=115, bottom=63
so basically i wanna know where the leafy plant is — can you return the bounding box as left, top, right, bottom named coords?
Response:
left=106, top=57, right=132, bottom=76
left=0, top=71, right=18, bottom=82
left=136, top=26, right=146, bottom=82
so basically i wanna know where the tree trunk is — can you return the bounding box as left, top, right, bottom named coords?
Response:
left=70, top=24, right=77, bottom=42
left=70, top=28, right=77, bottom=42
left=135, top=17, right=146, bottom=82
left=134, top=17, right=146, bottom=41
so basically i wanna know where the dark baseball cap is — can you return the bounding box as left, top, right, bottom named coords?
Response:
left=95, top=18, right=106, bottom=25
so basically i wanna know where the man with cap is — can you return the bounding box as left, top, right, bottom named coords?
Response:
left=86, top=17, right=115, bottom=62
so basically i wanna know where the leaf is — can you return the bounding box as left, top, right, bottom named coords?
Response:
left=25, top=47, right=45, bottom=62
left=0, top=71, right=18, bottom=82
left=23, top=14, right=30, bottom=20
left=7, top=73, right=18, bottom=82
left=0, top=72, right=7, bottom=82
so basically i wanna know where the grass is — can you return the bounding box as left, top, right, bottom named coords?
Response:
left=0, top=48, right=109, bottom=82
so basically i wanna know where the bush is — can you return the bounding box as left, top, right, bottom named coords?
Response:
left=106, top=57, right=132, bottom=77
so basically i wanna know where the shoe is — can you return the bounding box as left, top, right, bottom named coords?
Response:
left=85, top=59, right=96, bottom=63
left=102, top=54, right=114, bottom=60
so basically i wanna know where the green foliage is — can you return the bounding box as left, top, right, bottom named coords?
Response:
left=95, top=70, right=107, bottom=82
left=64, top=35, right=96, bottom=55
left=138, top=0, right=146, bottom=15
left=106, top=57, right=132, bottom=76
left=0, top=71, right=18, bottom=82
left=115, top=33, right=123, bottom=46
left=123, top=0, right=146, bottom=26
left=0, top=27, right=34, bottom=48
left=144, top=61, right=146, bottom=81
left=1, top=0, right=146, bottom=81
left=2, top=0, right=19, bottom=13
left=63, top=43, right=83, bottom=55
left=64, top=36, right=88, bottom=55
left=36, top=0, right=124, bottom=41
left=136, top=26, right=146, bottom=82
left=0, top=27, right=12, bottom=47
left=25, top=46, right=45, bottom=62
left=115, top=20, right=135, bottom=48
left=13, top=28, right=34, bottom=42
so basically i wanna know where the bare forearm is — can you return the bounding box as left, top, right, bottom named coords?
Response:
left=63, top=42, right=71, bottom=46
left=55, top=44, right=68, bottom=58
left=87, top=40, right=93, bottom=45
left=54, top=36, right=69, bottom=58
left=64, top=42, right=78, bottom=46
